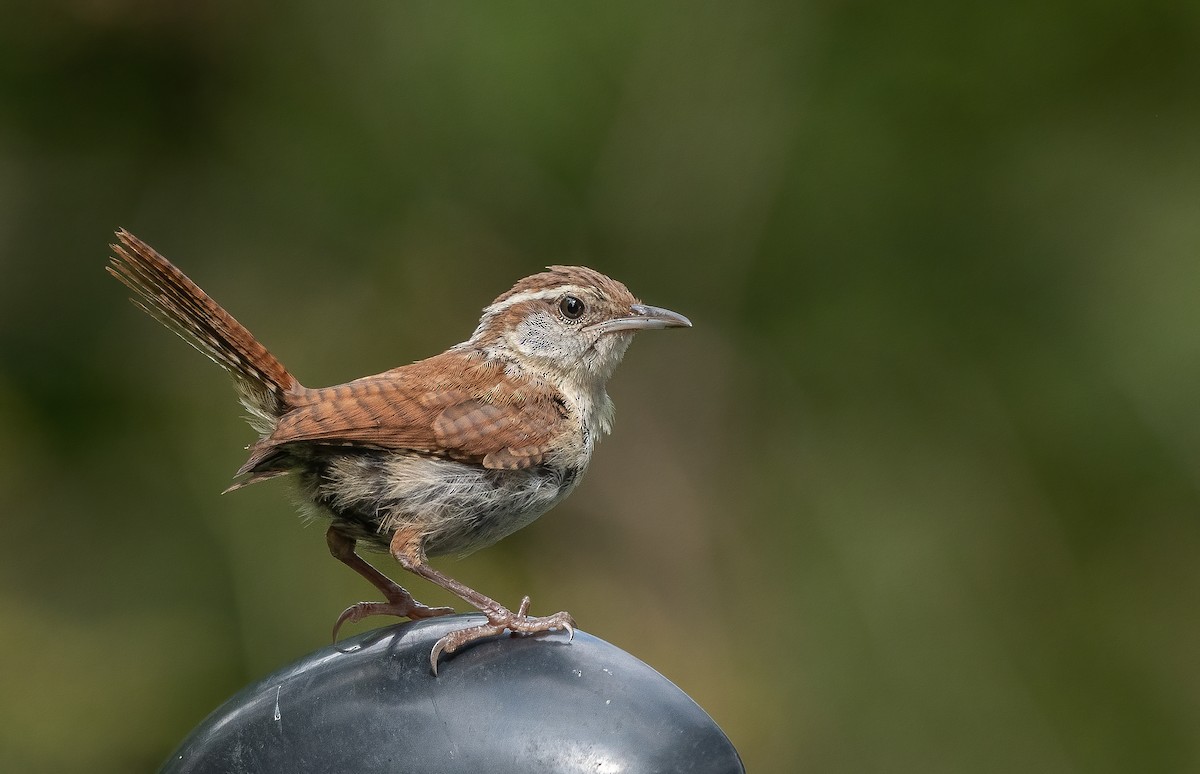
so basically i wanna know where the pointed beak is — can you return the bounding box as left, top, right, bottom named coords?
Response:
left=586, top=303, right=693, bottom=335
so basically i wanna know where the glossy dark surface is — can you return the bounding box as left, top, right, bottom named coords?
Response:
left=161, top=614, right=743, bottom=773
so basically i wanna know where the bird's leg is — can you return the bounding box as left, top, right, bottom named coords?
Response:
left=327, top=526, right=454, bottom=641
left=389, top=528, right=575, bottom=673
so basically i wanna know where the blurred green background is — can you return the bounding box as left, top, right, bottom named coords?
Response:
left=2, top=1, right=1199, bottom=771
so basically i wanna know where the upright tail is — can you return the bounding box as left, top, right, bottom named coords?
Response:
left=108, top=229, right=301, bottom=432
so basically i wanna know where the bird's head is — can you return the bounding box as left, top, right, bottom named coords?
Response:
left=467, top=266, right=691, bottom=385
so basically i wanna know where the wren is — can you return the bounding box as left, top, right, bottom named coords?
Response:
left=108, top=230, right=690, bottom=672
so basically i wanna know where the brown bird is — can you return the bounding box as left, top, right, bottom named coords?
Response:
left=107, top=229, right=691, bottom=672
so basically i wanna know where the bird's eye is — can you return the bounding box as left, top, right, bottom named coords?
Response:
left=559, top=295, right=585, bottom=320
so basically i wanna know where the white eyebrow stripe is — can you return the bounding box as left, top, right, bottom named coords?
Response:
left=483, top=285, right=591, bottom=315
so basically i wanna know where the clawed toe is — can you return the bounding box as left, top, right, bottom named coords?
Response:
left=429, top=602, right=575, bottom=674
left=429, top=624, right=501, bottom=673
left=331, top=599, right=455, bottom=642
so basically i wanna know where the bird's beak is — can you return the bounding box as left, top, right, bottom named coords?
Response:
left=586, top=303, right=693, bottom=335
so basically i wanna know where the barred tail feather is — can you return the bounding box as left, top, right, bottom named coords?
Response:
left=108, top=229, right=300, bottom=430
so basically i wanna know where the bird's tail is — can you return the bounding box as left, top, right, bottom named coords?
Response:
left=108, top=229, right=300, bottom=432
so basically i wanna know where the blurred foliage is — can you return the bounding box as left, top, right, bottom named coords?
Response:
left=2, top=1, right=1199, bottom=771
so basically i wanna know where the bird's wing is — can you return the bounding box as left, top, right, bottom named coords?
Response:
left=239, top=352, right=568, bottom=473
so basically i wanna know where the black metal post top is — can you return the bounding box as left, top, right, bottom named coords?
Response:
left=161, top=614, right=744, bottom=773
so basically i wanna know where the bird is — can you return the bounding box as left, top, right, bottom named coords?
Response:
left=107, top=229, right=691, bottom=672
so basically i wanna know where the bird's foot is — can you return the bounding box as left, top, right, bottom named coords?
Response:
left=332, top=597, right=455, bottom=642
left=429, top=596, right=574, bottom=674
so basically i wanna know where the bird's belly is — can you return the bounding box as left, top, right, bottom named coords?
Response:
left=299, top=450, right=584, bottom=558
